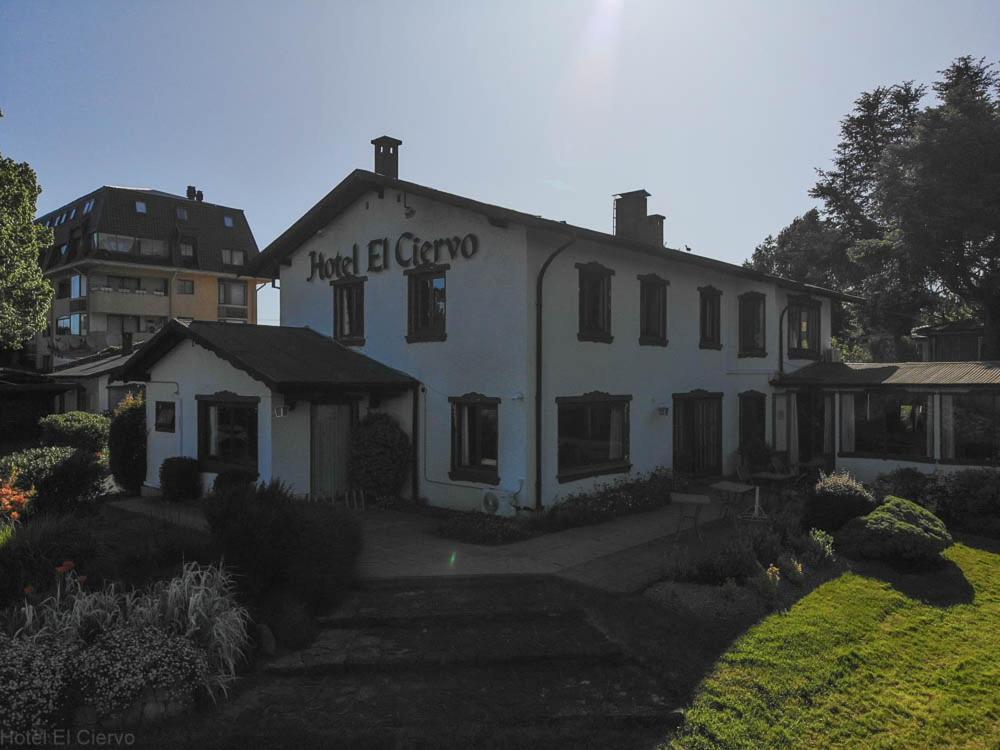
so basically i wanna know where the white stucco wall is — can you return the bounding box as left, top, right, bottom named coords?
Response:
left=272, top=183, right=837, bottom=511
left=279, top=188, right=532, bottom=510
left=143, top=340, right=273, bottom=495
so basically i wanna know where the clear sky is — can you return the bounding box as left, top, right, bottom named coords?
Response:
left=2, top=0, right=997, bottom=325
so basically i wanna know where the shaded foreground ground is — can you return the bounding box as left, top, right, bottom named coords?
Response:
left=128, top=575, right=759, bottom=750
left=670, top=538, right=1000, bottom=750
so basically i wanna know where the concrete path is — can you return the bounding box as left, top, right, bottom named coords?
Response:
left=110, top=495, right=727, bottom=593
left=357, top=503, right=726, bottom=592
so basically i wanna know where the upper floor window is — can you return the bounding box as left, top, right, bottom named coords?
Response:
left=738, top=291, right=766, bottom=357
left=449, top=393, right=500, bottom=484
left=93, top=233, right=135, bottom=254
left=177, top=279, right=195, bottom=295
left=70, top=274, right=87, bottom=299
left=83, top=198, right=95, bottom=214
left=788, top=297, right=821, bottom=359
left=406, top=264, right=447, bottom=342
left=56, top=279, right=71, bottom=299
left=699, top=286, right=722, bottom=349
left=179, top=241, right=195, bottom=258
left=145, top=278, right=168, bottom=295
left=176, top=207, right=188, bottom=221
left=69, top=207, right=77, bottom=220
left=57, top=213, right=66, bottom=225
left=218, top=279, right=248, bottom=307
left=56, top=313, right=87, bottom=336
left=135, top=201, right=147, bottom=214
left=138, top=238, right=168, bottom=257
left=221, top=249, right=245, bottom=266
left=223, top=215, right=235, bottom=228
left=332, top=276, right=365, bottom=345
left=638, top=273, right=668, bottom=346
left=577, top=261, right=614, bottom=343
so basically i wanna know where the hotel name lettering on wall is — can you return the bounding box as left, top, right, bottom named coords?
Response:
left=307, top=232, right=479, bottom=281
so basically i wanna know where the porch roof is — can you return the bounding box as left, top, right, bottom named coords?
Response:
left=119, top=320, right=417, bottom=393
left=774, top=360, right=1000, bottom=388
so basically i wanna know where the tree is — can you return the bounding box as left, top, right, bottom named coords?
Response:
left=879, top=57, right=1000, bottom=356
left=0, top=153, right=53, bottom=350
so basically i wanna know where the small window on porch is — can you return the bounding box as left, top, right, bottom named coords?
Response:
left=449, top=393, right=500, bottom=484
left=940, top=392, right=1000, bottom=463
left=839, top=391, right=930, bottom=459
left=332, top=276, right=365, bottom=345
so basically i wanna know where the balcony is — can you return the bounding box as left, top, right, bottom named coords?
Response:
left=89, top=287, right=170, bottom=317
left=217, top=305, right=248, bottom=321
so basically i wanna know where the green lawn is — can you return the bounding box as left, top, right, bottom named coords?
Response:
left=671, top=542, right=1000, bottom=749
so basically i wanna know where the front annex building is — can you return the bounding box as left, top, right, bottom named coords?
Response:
left=123, top=137, right=857, bottom=511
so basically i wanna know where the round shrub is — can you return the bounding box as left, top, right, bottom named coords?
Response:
left=930, top=468, right=1000, bottom=536
left=109, top=394, right=146, bottom=494
left=0, top=514, right=102, bottom=607
left=837, top=496, right=953, bottom=567
left=0, top=635, right=77, bottom=733
left=159, top=457, right=201, bottom=502
left=347, top=412, right=411, bottom=499
left=210, top=468, right=258, bottom=497
left=38, top=411, right=110, bottom=454
left=805, top=471, right=877, bottom=532
left=72, top=625, right=208, bottom=721
left=0, top=447, right=107, bottom=515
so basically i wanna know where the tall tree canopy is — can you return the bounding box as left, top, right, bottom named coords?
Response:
left=749, top=57, right=998, bottom=361
left=879, top=57, right=1000, bottom=356
left=0, top=152, right=53, bottom=350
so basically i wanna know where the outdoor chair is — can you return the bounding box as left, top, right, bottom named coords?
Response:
left=670, top=492, right=710, bottom=541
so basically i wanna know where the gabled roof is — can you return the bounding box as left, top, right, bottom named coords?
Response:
left=119, top=320, right=416, bottom=393
left=36, top=186, right=260, bottom=275
left=775, top=360, right=1000, bottom=388
left=248, top=169, right=862, bottom=304
left=49, top=351, right=133, bottom=380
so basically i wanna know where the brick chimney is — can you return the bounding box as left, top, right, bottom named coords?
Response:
left=371, top=136, right=402, bottom=179
left=614, top=190, right=664, bottom=246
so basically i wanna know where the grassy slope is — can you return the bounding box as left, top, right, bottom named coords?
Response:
left=672, top=543, right=1000, bottom=749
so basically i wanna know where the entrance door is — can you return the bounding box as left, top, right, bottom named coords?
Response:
left=310, top=403, right=352, bottom=501
left=673, top=394, right=723, bottom=475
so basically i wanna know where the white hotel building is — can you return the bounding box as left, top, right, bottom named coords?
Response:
left=124, top=137, right=859, bottom=512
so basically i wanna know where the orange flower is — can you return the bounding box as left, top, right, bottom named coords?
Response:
left=23, top=585, right=34, bottom=594
left=55, top=560, right=76, bottom=574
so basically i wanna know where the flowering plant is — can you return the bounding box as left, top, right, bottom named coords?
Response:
left=0, top=477, right=33, bottom=523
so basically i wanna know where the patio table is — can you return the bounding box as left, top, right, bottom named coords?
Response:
left=709, top=480, right=756, bottom=527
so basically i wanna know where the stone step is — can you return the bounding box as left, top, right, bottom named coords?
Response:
left=266, top=614, right=622, bottom=675
left=323, top=579, right=592, bottom=627
left=224, top=662, right=673, bottom=731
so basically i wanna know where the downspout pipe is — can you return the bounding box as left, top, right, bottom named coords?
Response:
left=534, top=235, right=577, bottom=513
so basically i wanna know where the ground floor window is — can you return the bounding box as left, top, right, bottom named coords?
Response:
left=155, top=401, right=176, bottom=433
left=449, top=393, right=500, bottom=484
left=941, top=392, right=1000, bottom=463
left=738, top=391, right=767, bottom=449
left=840, top=391, right=930, bottom=459
left=197, top=395, right=258, bottom=471
left=556, top=393, right=631, bottom=481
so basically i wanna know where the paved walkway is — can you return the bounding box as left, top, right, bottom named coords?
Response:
left=110, top=496, right=728, bottom=593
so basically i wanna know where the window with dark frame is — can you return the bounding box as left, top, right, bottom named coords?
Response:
left=842, top=391, right=929, bottom=459
left=449, top=393, right=500, bottom=484
left=943, top=392, right=1000, bottom=463
left=556, top=393, right=631, bottom=481
left=577, top=262, right=614, bottom=343
left=738, top=292, right=766, bottom=357
left=56, top=278, right=71, bottom=299
left=788, top=297, right=821, bottom=359
left=406, top=265, right=447, bottom=342
left=154, top=401, right=176, bottom=433
left=197, top=396, right=258, bottom=471
left=332, top=276, right=366, bottom=345
left=638, top=273, right=668, bottom=346
left=699, top=286, right=722, bottom=349
left=218, top=279, right=248, bottom=306
left=177, top=279, right=195, bottom=294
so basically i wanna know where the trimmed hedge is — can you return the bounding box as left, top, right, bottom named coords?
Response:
left=805, top=471, right=876, bottom=532
left=159, top=458, right=201, bottom=502
left=0, top=447, right=106, bottom=515
left=347, top=412, right=411, bottom=499
left=875, top=467, right=937, bottom=510
left=837, top=496, right=953, bottom=567
left=541, top=469, right=677, bottom=531
left=38, top=411, right=110, bottom=454
left=210, top=469, right=258, bottom=497
left=436, top=513, right=538, bottom=545
left=930, top=469, right=1000, bottom=536
left=108, top=395, right=147, bottom=494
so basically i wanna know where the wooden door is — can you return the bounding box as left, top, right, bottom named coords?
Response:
left=674, top=394, right=723, bottom=475
left=310, top=403, right=352, bottom=500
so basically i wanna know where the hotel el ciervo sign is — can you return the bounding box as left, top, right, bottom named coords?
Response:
left=307, top=232, right=479, bottom=281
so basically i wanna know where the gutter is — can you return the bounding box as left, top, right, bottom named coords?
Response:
left=534, top=235, right=577, bottom=512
